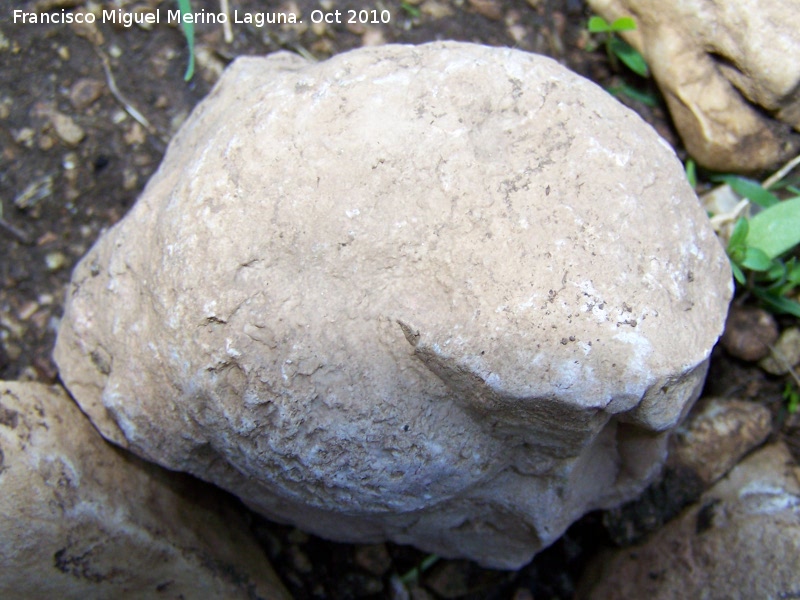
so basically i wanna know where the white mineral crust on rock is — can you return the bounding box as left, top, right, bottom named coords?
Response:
left=54, top=42, right=732, bottom=568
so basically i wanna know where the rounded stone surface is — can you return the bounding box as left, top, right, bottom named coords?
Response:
left=54, top=42, right=732, bottom=568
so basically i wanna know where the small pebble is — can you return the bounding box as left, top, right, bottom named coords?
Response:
left=45, top=251, right=67, bottom=272
left=354, top=543, right=392, bottom=576
left=721, top=306, right=778, bottom=362
left=759, top=327, right=800, bottom=375
left=468, top=0, right=503, bottom=19
left=38, top=134, right=56, bottom=151
left=287, top=544, right=313, bottom=573
left=671, top=396, right=772, bottom=485
left=124, top=122, right=146, bottom=146
left=70, top=78, right=105, bottom=110
left=17, top=300, right=40, bottom=320
left=49, top=111, right=85, bottom=146
left=424, top=560, right=469, bottom=598
left=12, top=127, right=35, bottom=146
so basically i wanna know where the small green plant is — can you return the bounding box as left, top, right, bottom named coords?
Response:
left=722, top=174, right=800, bottom=317
left=587, top=16, right=649, bottom=78
left=399, top=553, right=439, bottom=586
left=685, top=158, right=698, bottom=189
left=784, top=381, right=800, bottom=414
left=178, top=0, right=195, bottom=81
left=586, top=16, right=658, bottom=107
left=400, top=1, right=421, bottom=18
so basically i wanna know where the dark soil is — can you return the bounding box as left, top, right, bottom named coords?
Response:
left=1, top=1, right=797, bottom=598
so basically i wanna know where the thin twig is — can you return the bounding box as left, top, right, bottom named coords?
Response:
left=95, top=47, right=168, bottom=151
left=762, top=152, right=800, bottom=190
left=220, top=0, right=233, bottom=43
left=0, top=217, right=33, bottom=245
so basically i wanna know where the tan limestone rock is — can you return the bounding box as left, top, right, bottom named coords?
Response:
left=0, top=381, right=290, bottom=599
left=669, top=396, right=773, bottom=486
left=588, top=0, right=800, bottom=172
left=580, top=442, right=800, bottom=599
left=54, top=42, right=732, bottom=568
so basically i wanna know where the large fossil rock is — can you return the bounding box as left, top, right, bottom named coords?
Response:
left=0, top=381, right=290, bottom=599
left=587, top=0, right=800, bottom=173
left=54, top=42, right=732, bottom=569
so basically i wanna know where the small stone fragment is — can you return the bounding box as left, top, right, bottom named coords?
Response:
left=720, top=305, right=779, bottom=362
left=123, top=122, right=146, bottom=146
left=44, top=251, right=67, bottom=272
left=424, top=561, right=471, bottom=599
left=468, top=0, right=503, bottom=19
left=420, top=0, right=453, bottom=18
left=12, top=127, right=35, bottom=147
left=354, top=544, right=393, bottom=576
left=670, top=396, right=772, bottom=486
left=49, top=110, right=85, bottom=146
left=69, top=78, right=105, bottom=110
left=362, top=27, right=386, bottom=47
left=759, top=327, right=800, bottom=375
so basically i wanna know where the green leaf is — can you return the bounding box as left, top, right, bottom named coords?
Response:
left=587, top=16, right=612, bottom=32
left=607, top=83, right=658, bottom=107
left=746, top=197, right=800, bottom=259
left=712, top=175, right=780, bottom=208
left=608, top=36, right=649, bottom=77
left=730, top=258, right=746, bottom=285
left=178, top=0, right=195, bottom=81
left=786, top=259, right=800, bottom=284
left=588, top=15, right=638, bottom=32
left=400, top=1, right=421, bottom=17
left=685, top=158, right=697, bottom=188
left=766, top=259, right=788, bottom=284
left=752, top=287, right=800, bottom=318
left=610, top=17, right=638, bottom=32
left=726, top=217, right=749, bottom=257
left=741, top=247, right=773, bottom=272
left=784, top=382, right=800, bottom=414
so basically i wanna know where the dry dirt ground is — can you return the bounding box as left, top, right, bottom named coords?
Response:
left=1, top=0, right=797, bottom=598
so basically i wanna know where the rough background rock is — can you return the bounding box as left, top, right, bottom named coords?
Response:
left=669, top=396, right=773, bottom=486
left=0, top=381, right=291, bottom=599
left=759, top=326, right=800, bottom=375
left=54, top=42, right=732, bottom=569
left=588, top=0, right=800, bottom=173
left=580, top=442, right=800, bottom=599
left=720, top=306, right=779, bottom=362
left=602, top=396, right=772, bottom=545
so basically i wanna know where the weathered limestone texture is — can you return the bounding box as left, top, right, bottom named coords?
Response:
left=54, top=42, right=732, bottom=569
left=580, top=443, right=800, bottom=599
left=588, top=0, right=800, bottom=173
left=0, top=381, right=291, bottom=599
